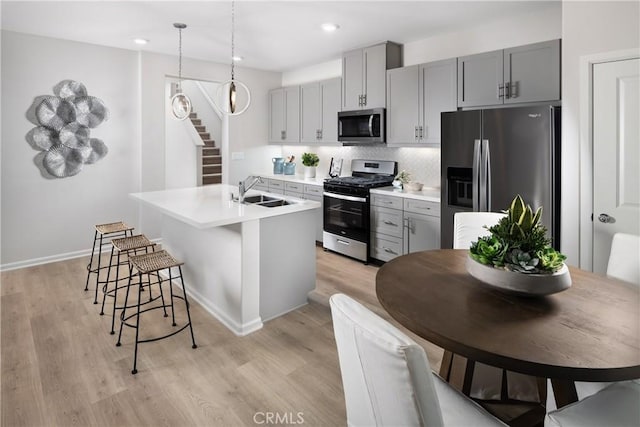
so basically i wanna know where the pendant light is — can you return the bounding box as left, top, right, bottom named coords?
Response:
left=170, top=23, right=192, bottom=120
left=214, top=0, right=251, bottom=116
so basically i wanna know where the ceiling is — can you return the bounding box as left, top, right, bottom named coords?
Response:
left=1, top=1, right=559, bottom=72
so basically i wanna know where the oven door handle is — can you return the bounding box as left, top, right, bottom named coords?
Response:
left=323, top=192, right=367, bottom=203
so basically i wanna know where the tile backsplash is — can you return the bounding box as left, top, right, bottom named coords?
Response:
left=279, top=145, right=441, bottom=188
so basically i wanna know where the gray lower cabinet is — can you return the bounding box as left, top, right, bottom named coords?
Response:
left=403, top=199, right=440, bottom=254
left=268, top=86, right=300, bottom=143
left=300, top=78, right=341, bottom=144
left=342, top=42, right=402, bottom=110
left=386, top=59, right=457, bottom=146
left=370, top=194, right=440, bottom=262
left=458, top=39, right=560, bottom=108
left=280, top=180, right=323, bottom=242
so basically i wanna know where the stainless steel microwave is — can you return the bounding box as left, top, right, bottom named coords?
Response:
left=338, top=108, right=385, bottom=145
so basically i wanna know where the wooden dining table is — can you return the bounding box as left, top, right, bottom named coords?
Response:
left=376, top=249, right=640, bottom=410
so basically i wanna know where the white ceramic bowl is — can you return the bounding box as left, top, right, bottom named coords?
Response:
left=466, top=255, right=572, bottom=297
left=405, top=181, right=424, bottom=191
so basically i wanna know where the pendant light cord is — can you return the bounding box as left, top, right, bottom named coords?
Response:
left=231, top=0, right=235, bottom=81
left=178, top=26, right=183, bottom=91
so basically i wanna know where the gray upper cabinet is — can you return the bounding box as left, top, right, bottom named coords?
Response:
left=319, top=78, right=341, bottom=143
left=457, top=49, right=504, bottom=108
left=300, top=83, right=320, bottom=143
left=420, top=58, right=458, bottom=144
left=300, top=78, right=341, bottom=144
left=503, top=40, right=560, bottom=104
left=269, top=86, right=300, bottom=143
left=458, top=39, right=561, bottom=108
left=387, top=58, right=457, bottom=146
left=342, top=42, right=402, bottom=110
left=386, top=65, right=420, bottom=144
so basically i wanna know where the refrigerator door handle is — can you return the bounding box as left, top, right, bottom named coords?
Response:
left=482, top=139, right=491, bottom=211
left=473, top=139, right=481, bottom=211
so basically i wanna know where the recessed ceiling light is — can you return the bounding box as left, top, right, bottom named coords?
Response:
left=134, top=38, right=149, bottom=45
left=321, top=23, right=340, bottom=33
left=232, top=56, right=243, bottom=61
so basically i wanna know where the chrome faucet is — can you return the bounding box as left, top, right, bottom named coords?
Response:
left=238, top=175, right=263, bottom=203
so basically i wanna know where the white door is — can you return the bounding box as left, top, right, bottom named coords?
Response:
left=593, top=58, right=640, bottom=274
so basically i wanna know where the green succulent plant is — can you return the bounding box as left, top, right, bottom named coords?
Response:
left=536, top=247, right=567, bottom=272
left=471, top=195, right=567, bottom=274
left=506, top=249, right=540, bottom=273
left=470, top=236, right=508, bottom=267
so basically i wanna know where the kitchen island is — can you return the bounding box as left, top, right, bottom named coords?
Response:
left=131, top=184, right=321, bottom=335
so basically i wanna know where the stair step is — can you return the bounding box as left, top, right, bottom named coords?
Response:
left=199, top=132, right=210, bottom=140
left=195, top=125, right=206, bottom=132
left=203, top=155, right=222, bottom=165
left=203, top=175, right=222, bottom=185
left=203, top=164, right=222, bottom=174
left=190, top=118, right=202, bottom=126
left=189, top=112, right=197, bottom=118
left=202, top=147, right=220, bottom=156
left=202, top=139, right=216, bottom=147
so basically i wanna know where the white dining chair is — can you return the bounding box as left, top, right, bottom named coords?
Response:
left=453, top=211, right=506, bottom=250
left=546, top=233, right=640, bottom=411
left=544, top=380, right=640, bottom=427
left=453, top=212, right=541, bottom=403
left=329, top=293, right=507, bottom=427
left=606, top=233, right=640, bottom=285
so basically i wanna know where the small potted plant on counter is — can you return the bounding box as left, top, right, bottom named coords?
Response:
left=302, top=152, right=319, bottom=178
left=393, top=170, right=411, bottom=189
left=466, top=195, right=571, bottom=296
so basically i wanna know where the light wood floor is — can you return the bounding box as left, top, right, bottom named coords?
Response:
left=1, top=247, right=443, bottom=426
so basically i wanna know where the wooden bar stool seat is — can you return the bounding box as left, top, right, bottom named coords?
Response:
left=116, top=250, right=197, bottom=374
left=85, top=221, right=134, bottom=304
left=100, top=234, right=157, bottom=335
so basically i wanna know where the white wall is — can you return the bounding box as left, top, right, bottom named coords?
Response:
left=180, top=79, right=222, bottom=145
left=1, top=30, right=140, bottom=267
left=281, top=3, right=562, bottom=86
left=276, top=145, right=440, bottom=188
left=1, top=31, right=281, bottom=268
left=403, top=3, right=561, bottom=66
left=139, top=51, right=281, bottom=239
left=561, top=1, right=640, bottom=267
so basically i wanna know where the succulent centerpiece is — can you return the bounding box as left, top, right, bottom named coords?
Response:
left=466, top=195, right=571, bottom=296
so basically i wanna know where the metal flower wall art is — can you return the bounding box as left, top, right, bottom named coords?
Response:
left=26, top=80, right=109, bottom=178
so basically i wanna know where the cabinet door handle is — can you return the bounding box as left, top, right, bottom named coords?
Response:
left=415, top=126, right=418, bottom=140
left=505, top=81, right=511, bottom=99
left=497, top=83, right=504, bottom=99
left=358, top=95, right=362, bottom=106
left=511, top=81, right=517, bottom=98
left=362, top=94, right=367, bottom=106
left=419, top=126, right=424, bottom=139
left=382, top=247, right=398, bottom=255
left=382, top=220, right=398, bottom=226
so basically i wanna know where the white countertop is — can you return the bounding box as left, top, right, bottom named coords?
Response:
left=371, top=186, right=441, bottom=203
left=255, top=173, right=326, bottom=186
left=130, top=184, right=321, bottom=229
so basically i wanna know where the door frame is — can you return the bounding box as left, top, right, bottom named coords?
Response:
left=579, top=48, right=640, bottom=270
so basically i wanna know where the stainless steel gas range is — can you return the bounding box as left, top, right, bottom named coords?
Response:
left=323, top=159, right=398, bottom=263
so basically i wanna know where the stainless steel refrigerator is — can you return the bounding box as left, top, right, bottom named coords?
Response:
left=440, top=105, right=561, bottom=248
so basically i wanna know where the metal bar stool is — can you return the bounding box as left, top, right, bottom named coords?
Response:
left=100, top=234, right=158, bottom=335
left=85, top=221, right=134, bottom=304
left=116, top=250, right=197, bottom=374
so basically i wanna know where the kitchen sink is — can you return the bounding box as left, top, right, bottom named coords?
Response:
left=257, top=199, right=291, bottom=208
left=243, top=195, right=278, bottom=204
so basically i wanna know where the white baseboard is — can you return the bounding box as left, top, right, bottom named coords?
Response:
left=159, top=271, right=263, bottom=337
left=0, top=238, right=163, bottom=272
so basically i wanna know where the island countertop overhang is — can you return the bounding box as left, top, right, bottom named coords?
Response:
left=130, top=184, right=321, bottom=229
